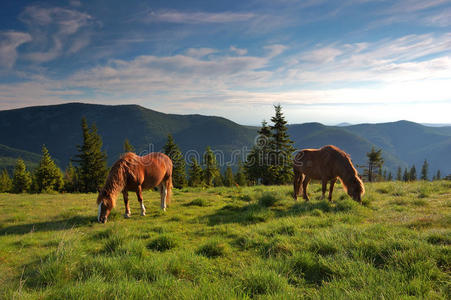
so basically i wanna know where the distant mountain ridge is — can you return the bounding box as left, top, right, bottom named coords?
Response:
left=0, top=103, right=450, bottom=178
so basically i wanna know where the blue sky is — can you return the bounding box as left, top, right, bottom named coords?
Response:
left=0, top=0, right=450, bottom=125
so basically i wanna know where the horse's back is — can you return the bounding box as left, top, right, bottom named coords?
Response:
left=140, top=153, right=172, bottom=188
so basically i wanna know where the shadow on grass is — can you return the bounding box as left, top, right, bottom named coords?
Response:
left=0, top=215, right=95, bottom=235
left=204, top=204, right=272, bottom=226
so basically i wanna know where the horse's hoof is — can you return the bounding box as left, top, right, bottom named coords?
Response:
left=124, top=214, right=131, bottom=219
left=141, top=212, right=146, bottom=216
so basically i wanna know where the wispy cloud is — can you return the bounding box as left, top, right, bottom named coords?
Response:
left=0, top=31, right=32, bottom=69
left=147, top=10, right=255, bottom=24
left=19, top=5, right=94, bottom=63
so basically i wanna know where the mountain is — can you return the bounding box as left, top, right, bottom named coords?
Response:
left=0, top=103, right=450, bottom=178
left=0, top=144, right=41, bottom=173
left=0, top=103, right=257, bottom=170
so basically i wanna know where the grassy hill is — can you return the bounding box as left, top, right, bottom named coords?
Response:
left=0, top=182, right=449, bottom=298
left=0, top=103, right=450, bottom=177
left=0, top=103, right=257, bottom=168
left=288, top=121, right=451, bottom=176
left=0, top=144, right=42, bottom=173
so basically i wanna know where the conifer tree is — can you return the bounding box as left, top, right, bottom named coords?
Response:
left=124, top=139, right=135, bottom=153
left=235, top=160, right=248, bottom=186
left=387, top=172, right=393, bottom=181
left=73, top=117, right=108, bottom=193
left=396, top=166, right=402, bottom=181
left=0, top=169, right=12, bottom=193
left=245, top=120, right=272, bottom=184
left=35, top=145, right=64, bottom=192
left=420, top=159, right=429, bottom=180
left=163, top=134, right=187, bottom=188
left=64, top=162, right=78, bottom=192
left=436, top=170, right=441, bottom=180
left=203, top=146, right=220, bottom=187
left=188, top=157, right=203, bottom=187
left=269, top=104, right=295, bottom=184
left=403, top=168, right=409, bottom=182
left=409, top=165, right=417, bottom=181
left=365, top=147, right=384, bottom=182
left=223, top=166, right=235, bottom=187
left=12, top=158, right=31, bottom=193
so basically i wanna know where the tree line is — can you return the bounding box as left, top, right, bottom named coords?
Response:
left=363, top=147, right=443, bottom=182
left=0, top=106, right=448, bottom=193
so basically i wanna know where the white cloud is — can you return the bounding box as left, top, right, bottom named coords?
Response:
left=185, top=48, right=217, bottom=58
left=147, top=10, right=255, bottom=24
left=19, top=5, right=94, bottom=63
left=230, top=46, right=248, bottom=56
left=0, top=31, right=32, bottom=68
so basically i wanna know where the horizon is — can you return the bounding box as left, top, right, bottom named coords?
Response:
left=1, top=0, right=450, bottom=125
left=2, top=101, right=451, bottom=127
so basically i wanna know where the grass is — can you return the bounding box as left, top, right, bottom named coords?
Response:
left=0, top=180, right=450, bottom=299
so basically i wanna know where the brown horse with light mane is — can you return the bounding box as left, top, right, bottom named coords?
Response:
left=293, top=145, right=364, bottom=203
left=97, top=152, right=173, bottom=223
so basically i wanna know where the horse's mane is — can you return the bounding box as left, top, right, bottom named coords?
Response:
left=322, top=145, right=365, bottom=196
left=97, top=152, right=141, bottom=208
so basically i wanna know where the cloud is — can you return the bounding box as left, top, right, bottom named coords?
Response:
left=230, top=46, right=248, bottom=56
left=0, top=31, right=32, bottom=68
left=147, top=10, right=255, bottom=24
left=185, top=48, right=217, bottom=58
left=19, top=5, right=94, bottom=63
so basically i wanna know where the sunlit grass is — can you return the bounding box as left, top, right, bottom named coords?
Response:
left=0, top=181, right=450, bottom=299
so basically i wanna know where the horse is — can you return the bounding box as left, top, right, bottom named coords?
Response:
left=97, top=152, right=173, bottom=223
left=293, top=145, right=364, bottom=203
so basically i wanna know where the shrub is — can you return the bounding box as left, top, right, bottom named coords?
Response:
left=196, top=240, right=228, bottom=258
left=258, top=192, right=279, bottom=207
left=147, top=235, right=177, bottom=252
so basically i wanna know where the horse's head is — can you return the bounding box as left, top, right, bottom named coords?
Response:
left=97, top=189, right=112, bottom=223
left=347, top=176, right=365, bottom=203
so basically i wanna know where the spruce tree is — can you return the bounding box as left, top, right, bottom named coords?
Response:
left=387, top=172, right=393, bottom=181
left=403, top=168, right=409, bottom=182
left=203, top=146, right=220, bottom=187
left=64, top=162, right=78, bottom=192
left=436, top=170, right=441, bottom=180
left=163, top=134, right=187, bottom=188
left=269, top=104, right=295, bottom=185
left=245, top=120, right=272, bottom=184
left=396, top=166, right=402, bottom=181
left=365, top=147, right=384, bottom=182
left=188, top=157, right=203, bottom=187
left=124, top=139, right=135, bottom=153
left=235, top=160, right=248, bottom=186
left=420, top=159, right=429, bottom=180
left=223, top=166, right=235, bottom=187
left=12, top=158, right=31, bottom=193
left=409, top=165, right=417, bottom=181
left=0, top=169, right=12, bottom=193
left=73, top=117, right=108, bottom=193
left=35, top=145, right=64, bottom=192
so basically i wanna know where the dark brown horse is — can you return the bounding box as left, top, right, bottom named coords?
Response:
left=97, top=152, right=173, bottom=223
left=293, top=145, right=364, bottom=203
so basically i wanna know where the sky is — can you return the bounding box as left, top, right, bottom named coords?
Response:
left=0, top=0, right=450, bottom=125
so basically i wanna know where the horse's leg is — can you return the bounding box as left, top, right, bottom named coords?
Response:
left=159, top=182, right=167, bottom=211
left=321, top=179, right=327, bottom=200
left=136, top=185, right=146, bottom=216
left=123, top=190, right=130, bottom=218
left=302, top=176, right=311, bottom=201
left=293, top=169, right=301, bottom=201
left=329, top=178, right=337, bottom=202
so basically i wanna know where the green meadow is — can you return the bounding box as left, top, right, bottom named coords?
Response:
left=0, top=181, right=450, bottom=299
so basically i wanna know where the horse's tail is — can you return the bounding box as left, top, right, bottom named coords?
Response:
left=166, top=175, right=173, bottom=206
